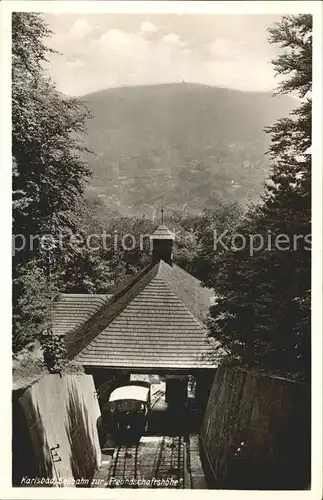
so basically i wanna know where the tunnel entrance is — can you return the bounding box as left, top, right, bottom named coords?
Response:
left=165, top=375, right=188, bottom=409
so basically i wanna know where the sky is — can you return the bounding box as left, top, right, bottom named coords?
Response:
left=43, top=13, right=284, bottom=96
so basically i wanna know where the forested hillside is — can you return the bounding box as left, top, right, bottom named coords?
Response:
left=81, top=83, right=295, bottom=216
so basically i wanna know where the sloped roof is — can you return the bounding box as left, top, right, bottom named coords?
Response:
left=151, top=224, right=175, bottom=240
left=65, top=261, right=216, bottom=369
left=52, top=293, right=112, bottom=336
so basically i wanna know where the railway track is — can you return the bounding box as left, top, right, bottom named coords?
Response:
left=96, top=387, right=190, bottom=488
left=106, top=435, right=185, bottom=488
left=150, top=389, right=165, bottom=408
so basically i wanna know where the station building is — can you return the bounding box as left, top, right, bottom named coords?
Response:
left=53, top=224, right=218, bottom=409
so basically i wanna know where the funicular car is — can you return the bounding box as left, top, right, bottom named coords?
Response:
left=102, top=381, right=151, bottom=444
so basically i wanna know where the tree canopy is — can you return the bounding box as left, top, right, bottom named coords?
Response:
left=207, top=14, right=312, bottom=381
left=12, top=13, right=107, bottom=356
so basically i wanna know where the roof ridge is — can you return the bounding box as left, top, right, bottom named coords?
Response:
left=106, top=262, right=154, bottom=295
left=172, top=263, right=204, bottom=285
left=65, top=263, right=160, bottom=359
left=156, top=261, right=213, bottom=324
left=153, top=275, right=208, bottom=332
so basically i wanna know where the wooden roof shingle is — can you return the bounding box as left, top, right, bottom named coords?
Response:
left=64, top=261, right=216, bottom=370
left=52, top=293, right=112, bottom=336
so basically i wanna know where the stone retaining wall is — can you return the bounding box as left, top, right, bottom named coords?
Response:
left=200, top=367, right=310, bottom=489
left=12, top=374, right=101, bottom=487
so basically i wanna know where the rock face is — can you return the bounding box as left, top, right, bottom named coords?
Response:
left=12, top=373, right=102, bottom=487
left=80, top=83, right=296, bottom=215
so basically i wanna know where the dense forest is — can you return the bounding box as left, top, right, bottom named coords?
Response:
left=12, top=13, right=311, bottom=381
left=81, top=83, right=295, bottom=216
left=206, top=15, right=312, bottom=381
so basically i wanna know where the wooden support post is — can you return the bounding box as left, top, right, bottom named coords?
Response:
left=166, top=376, right=188, bottom=408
